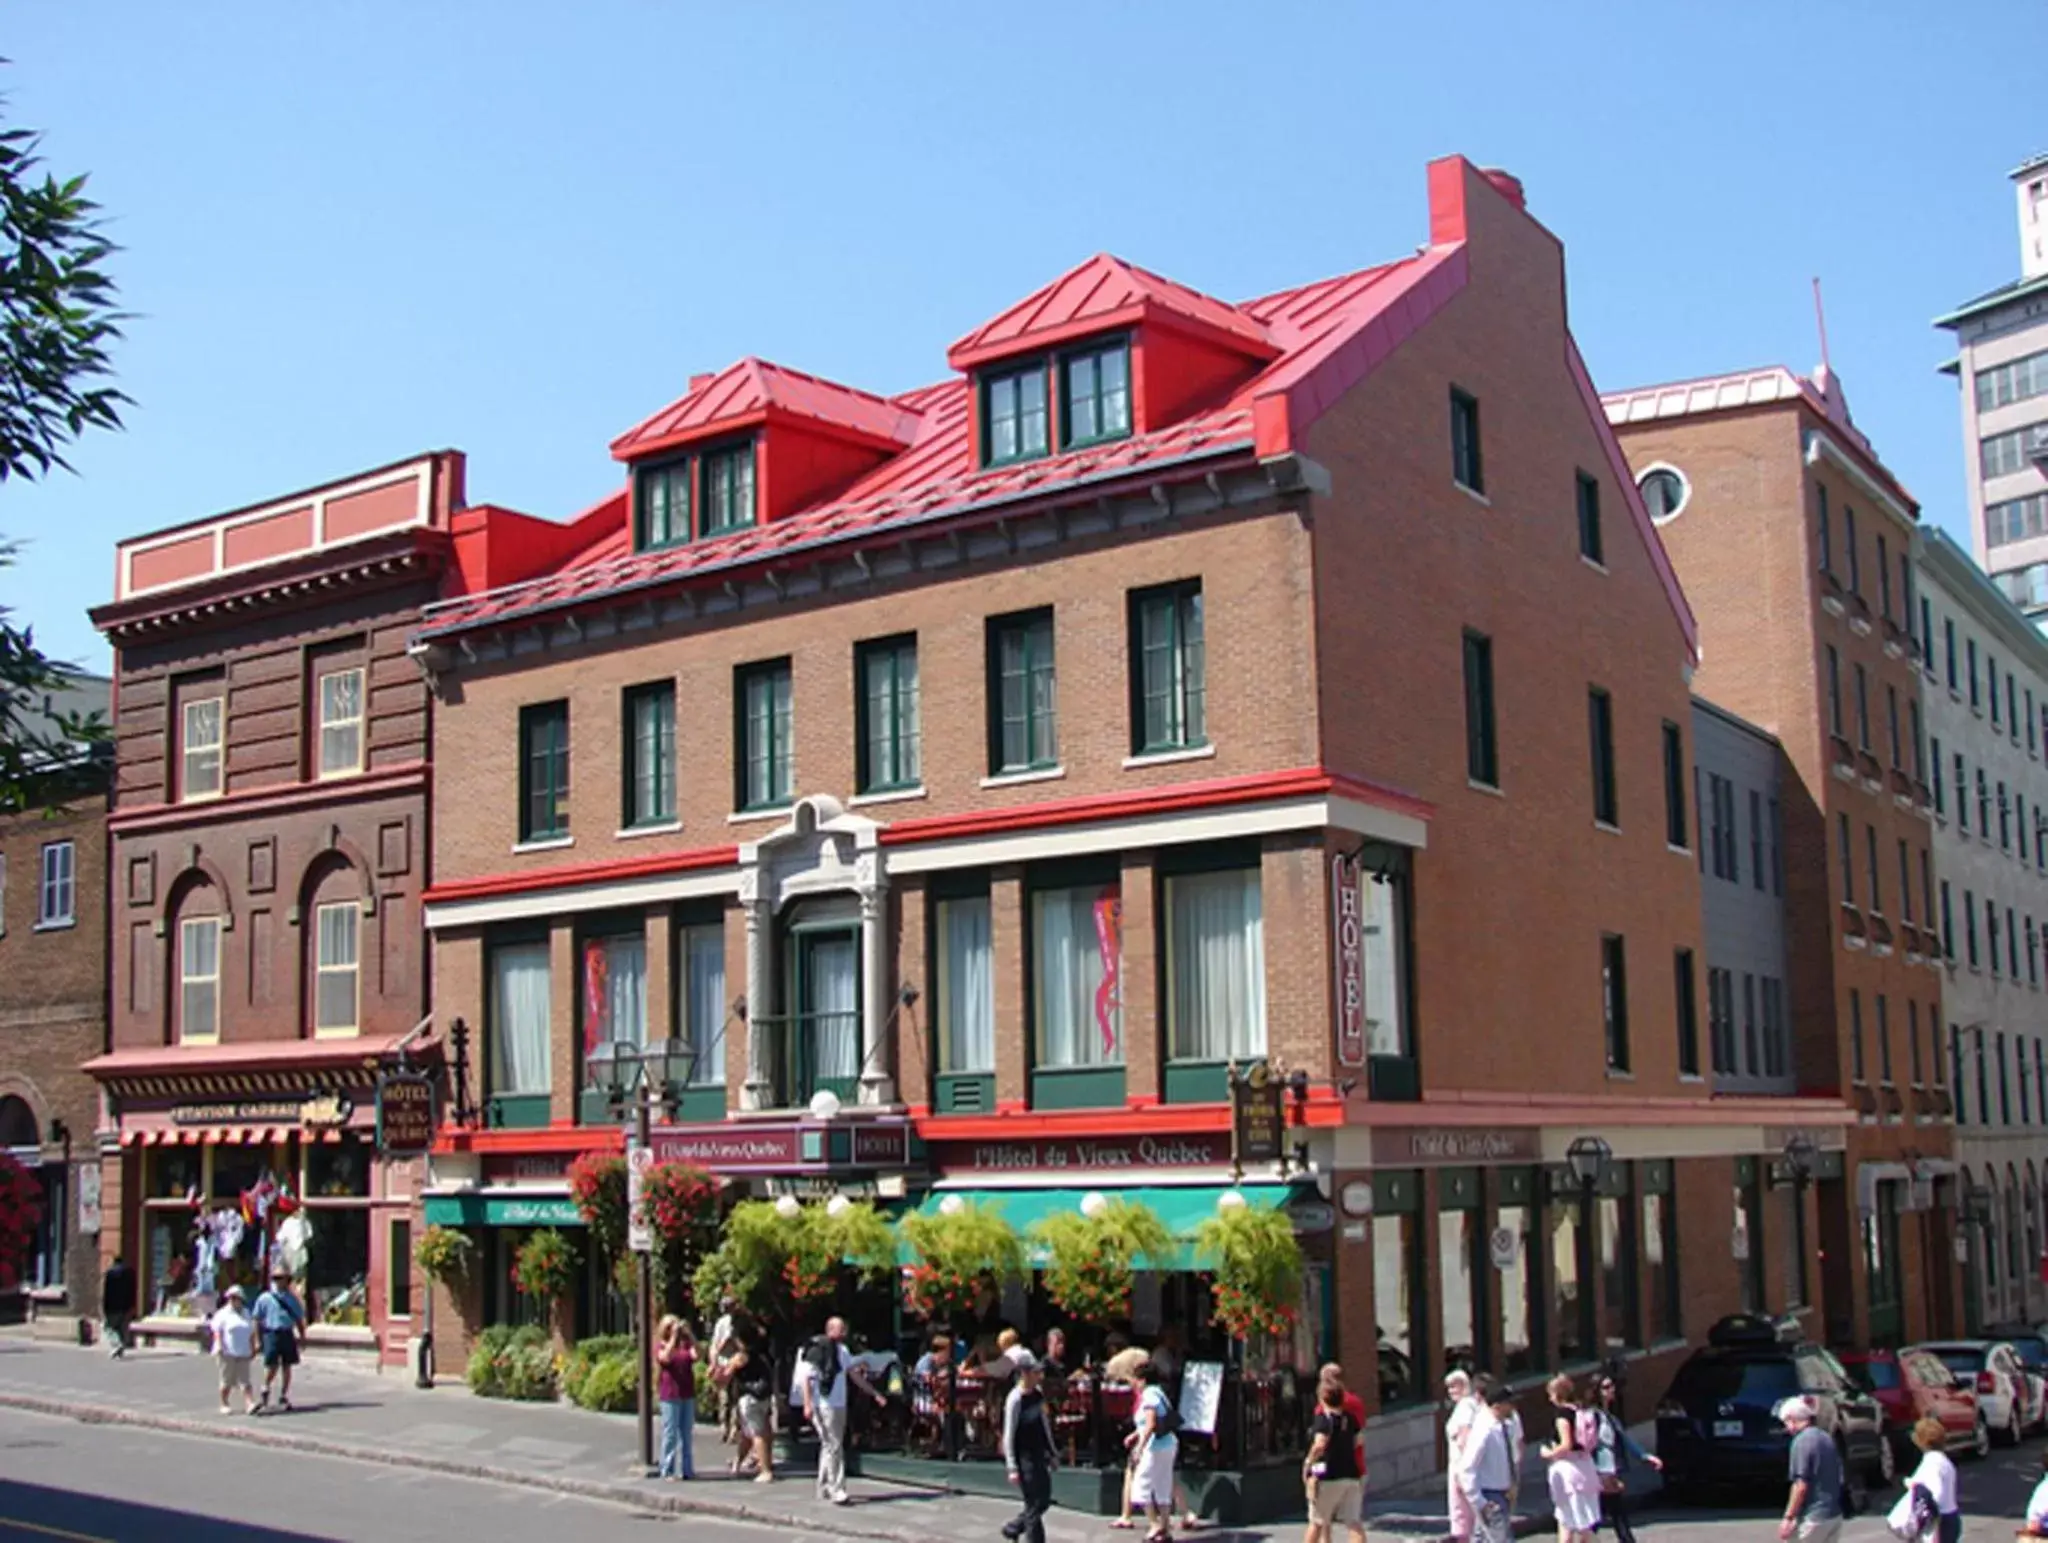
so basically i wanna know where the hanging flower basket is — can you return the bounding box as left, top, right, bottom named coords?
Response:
left=898, top=1201, right=1023, bottom=1325
left=569, top=1151, right=628, bottom=1263
left=512, top=1228, right=577, bottom=1306
left=1032, top=1197, right=1174, bottom=1323
left=1194, top=1203, right=1302, bottom=1342
left=416, top=1224, right=474, bottom=1285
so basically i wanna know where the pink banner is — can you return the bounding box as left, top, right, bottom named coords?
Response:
left=1092, top=891, right=1122, bottom=1057
left=583, top=941, right=609, bottom=1052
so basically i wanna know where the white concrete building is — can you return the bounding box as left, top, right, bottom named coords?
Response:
left=1938, top=154, right=2048, bottom=623
left=1918, top=527, right=2048, bottom=1328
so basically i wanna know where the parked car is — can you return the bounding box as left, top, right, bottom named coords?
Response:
left=1916, top=1340, right=2038, bottom=1445
left=1838, top=1347, right=1988, bottom=1462
left=1656, top=1315, right=1890, bottom=1501
left=1981, top=1323, right=2048, bottom=1433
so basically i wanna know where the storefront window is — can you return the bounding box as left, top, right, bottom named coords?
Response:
left=1599, top=1177, right=1640, bottom=1350
left=1439, top=1168, right=1486, bottom=1372
left=682, top=922, right=727, bottom=1085
left=146, top=1210, right=187, bottom=1314
left=210, top=1143, right=277, bottom=1202
left=306, top=1206, right=371, bottom=1325
left=1643, top=1177, right=1679, bottom=1343
left=1781, top=1181, right=1807, bottom=1308
left=1550, top=1179, right=1594, bottom=1364
left=1033, top=884, right=1122, bottom=1068
left=149, top=1147, right=200, bottom=1200
left=30, top=1164, right=65, bottom=1289
left=1736, top=1162, right=1766, bottom=1313
left=1164, top=868, right=1266, bottom=1062
left=1498, top=1171, right=1542, bottom=1376
left=307, top=1136, right=371, bottom=1198
left=1374, top=1169, right=1424, bottom=1408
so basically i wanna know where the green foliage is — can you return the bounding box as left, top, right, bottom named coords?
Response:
left=640, top=1162, right=719, bottom=1314
left=415, top=1225, right=474, bottom=1285
left=900, top=1201, right=1023, bottom=1323
left=512, top=1228, right=577, bottom=1306
left=561, top=1333, right=636, bottom=1407
left=466, top=1324, right=557, bottom=1401
left=569, top=1152, right=628, bottom=1265
left=1032, top=1198, right=1174, bottom=1322
left=692, top=1198, right=895, bottom=1328
left=577, top=1352, right=638, bottom=1413
left=1194, top=1203, right=1303, bottom=1341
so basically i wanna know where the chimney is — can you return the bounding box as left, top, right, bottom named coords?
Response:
left=2014, top=153, right=2048, bottom=282
left=1480, top=169, right=1526, bottom=210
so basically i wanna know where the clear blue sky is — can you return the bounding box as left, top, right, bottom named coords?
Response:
left=4, top=3, right=2037, bottom=670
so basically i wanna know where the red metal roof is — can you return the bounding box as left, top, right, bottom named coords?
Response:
left=609, top=356, right=924, bottom=463
left=946, top=252, right=1278, bottom=369
left=82, top=1032, right=421, bottom=1079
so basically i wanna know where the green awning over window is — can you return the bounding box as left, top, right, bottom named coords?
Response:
left=900, top=1184, right=1294, bottom=1269
left=422, top=1193, right=582, bottom=1228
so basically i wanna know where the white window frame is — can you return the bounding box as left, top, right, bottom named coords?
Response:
left=36, top=841, right=75, bottom=929
left=317, top=668, right=365, bottom=779
left=313, top=901, right=361, bottom=1037
left=1163, top=867, right=1267, bottom=1064
left=182, top=697, right=224, bottom=801
left=179, top=916, right=222, bottom=1043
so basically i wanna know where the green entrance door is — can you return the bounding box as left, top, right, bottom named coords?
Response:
left=787, top=928, right=859, bottom=1107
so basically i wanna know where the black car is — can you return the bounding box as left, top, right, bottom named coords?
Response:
left=1655, top=1315, right=1891, bottom=1501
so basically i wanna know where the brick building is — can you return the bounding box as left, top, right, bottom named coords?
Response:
left=81, top=453, right=481, bottom=1365
left=0, top=672, right=112, bottom=1319
left=1607, top=365, right=1962, bottom=1349
left=411, top=156, right=1834, bottom=1487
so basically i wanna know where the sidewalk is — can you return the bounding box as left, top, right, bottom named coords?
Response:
left=0, top=1333, right=1632, bottom=1539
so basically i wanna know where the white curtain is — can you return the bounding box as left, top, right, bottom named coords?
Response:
left=1167, top=869, right=1265, bottom=1061
left=603, top=937, right=648, bottom=1050
left=685, top=925, right=725, bottom=1085
left=1361, top=870, right=1405, bottom=1059
left=490, top=942, right=551, bottom=1095
left=1035, top=886, right=1119, bottom=1067
left=811, top=937, right=859, bottom=1086
left=940, top=897, right=994, bottom=1074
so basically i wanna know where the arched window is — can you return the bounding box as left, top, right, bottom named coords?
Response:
left=0, top=1095, right=38, bottom=1152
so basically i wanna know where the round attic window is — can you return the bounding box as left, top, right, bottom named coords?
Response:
left=1638, top=465, right=1689, bottom=524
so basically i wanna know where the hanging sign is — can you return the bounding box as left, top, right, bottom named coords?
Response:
left=627, top=1142, right=654, bottom=1254
left=1489, top=1226, right=1519, bottom=1271
left=1332, top=853, right=1367, bottom=1069
left=1232, top=1061, right=1284, bottom=1167
left=76, top=1163, right=102, bottom=1237
left=375, top=1072, right=437, bottom=1157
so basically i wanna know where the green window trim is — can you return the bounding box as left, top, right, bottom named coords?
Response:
left=621, top=681, right=677, bottom=829
left=981, top=361, right=1050, bottom=468
left=735, top=659, right=794, bottom=812
left=1059, top=338, right=1133, bottom=450
left=518, top=701, right=570, bottom=842
left=635, top=459, right=692, bottom=552
left=1131, top=580, right=1207, bottom=755
left=701, top=441, right=757, bottom=535
left=988, top=608, right=1058, bottom=774
left=856, top=635, right=922, bottom=793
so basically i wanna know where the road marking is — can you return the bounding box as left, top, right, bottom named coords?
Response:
left=0, top=1517, right=113, bottom=1542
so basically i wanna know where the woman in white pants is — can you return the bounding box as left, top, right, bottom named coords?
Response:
left=1445, top=1371, right=1483, bottom=1543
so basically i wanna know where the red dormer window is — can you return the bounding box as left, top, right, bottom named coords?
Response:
left=982, top=361, right=1049, bottom=467
left=634, top=439, right=756, bottom=552
left=1061, top=338, right=1131, bottom=449
left=979, top=335, right=1132, bottom=469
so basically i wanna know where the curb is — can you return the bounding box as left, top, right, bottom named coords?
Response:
left=0, top=1390, right=945, bottom=1543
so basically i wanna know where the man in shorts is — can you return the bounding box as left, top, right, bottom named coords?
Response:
left=252, top=1267, right=306, bottom=1413
left=207, top=1285, right=258, bottom=1414
left=727, top=1317, right=775, bottom=1483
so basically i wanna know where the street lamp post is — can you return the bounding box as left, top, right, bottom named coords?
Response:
left=1565, top=1134, right=1611, bottom=1364
left=1783, top=1134, right=1817, bottom=1311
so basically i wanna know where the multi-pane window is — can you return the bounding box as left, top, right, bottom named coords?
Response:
left=682, top=923, right=726, bottom=1086
left=2002, top=781, right=2014, bottom=850
left=1464, top=632, right=1498, bottom=787
left=1762, top=978, right=1787, bottom=1078
left=1750, top=791, right=1765, bottom=891
left=1844, top=505, right=1860, bottom=593
left=1838, top=812, right=1853, bottom=902
left=623, top=682, right=677, bottom=828
left=1450, top=388, right=1483, bottom=492
left=736, top=660, right=794, bottom=811
left=702, top=443, right=757, bottom=535
left=1990, top=899, right=2002, bottom=975
left=1921, top=596, right=1934, bottom=667
left=635, top=459, right=691, bottom=550
left=182, top=697, right=224, bottom=800
left=1826, top=647, right=1844, bottom=737
left=317, top=668, right=364, bottom=778
left=1886, top=686, right=1901, bottom=768
left=1849, top=990, right=1865, bottom=1082
left=1979, top=767, right=1992, bottom=834
left=1956, top=753, right=1969, bottom=832
left=180, top=916, right=222, bottom=1042
left=314, top=901, right=360, bottom=1035
left=1034, top=883, right=1122, bottom=1068
left=1910, top=701, right=1925, bottom=781
left=1662, top=722, right=1686, bottom=848
left=1933, top=736, right=1946, bottom=814
left=1061, top=340, right=1131, bottom=448
left=1865, top=825, right=1882, bottom=913
left=518, top=701, right=570, bottom=842
left=1601, top=934, right=1629, bottom=1073
left=1878, top=533, right=1892, bottom=619
left=1992, top=656, right=2002, bottom=726
left=1770, top=798, right=1785, bottom=896
left=989, top=609, right=1057, bottom=774
left=935, top=896, right=994, bottom=1077
left=1742, top=973, right=1758, bottom=1075
left=490, top=940, right=552, bottom=1098
left=1131, top=581, right=1205, bottom=754
left=1816, top=484, right=1832, bottom=573
left=984, top=364, right=1049, bottom=466
left=1877, top=995, right=1892, bottom=1083
left=1941, top=880, right=1955, bottom=960
left=1946, top=618, right=1958, bottom=690
left=1708, top=967, right=1735, bottom=1074
left=1674, top=948, right=1699, bottom=1077
left=1588, top=688, right=1617, bottom=826
left=1981, top=426, right=2043, bottom=479
left=1969, top=639, right=1981, bottom=709
left=857, top=635, right=921, bottom=793
left=1966, top=889, right=1981, bottom=969
left=36, top=841, right=74, bottom=928
left=1910, top=1002, right=1924, bottom=1084
left=1576, top=471, right=1603, bottom=564
left=1853, top=663, right=1870, bottom=749
left=1976, top=346, right=2048, bottom=411
left=1165, top=868, right=1267, bottom=1063
left=1898, top=840, right=1913, bottom=922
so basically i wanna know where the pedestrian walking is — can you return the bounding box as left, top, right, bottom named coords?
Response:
left=1588, top=1372, right=1660, bottom=1543
left=1900, top=1417, right=1959, bottom=1543
left=1123, top=1359, right=1178, bottom=1543
left=100, top=1255, right=136, bottom=1358
left=1462, top=1382, right=1521, bottom=1543
left=251, top=1266, right=306, bottom=1413
left=1776, top=1397, right=1845, bottom=1543
left=2019, top=1449, right=2048, bottom=1538
left=718, top=1315, right=774, bottom=1484
left=1001, top=1350, right=1057, bottom=1543
left=801, top=1315, right=885, bottom=1507
left=1304, top=1375, right=1367, bottom=1543
left=1318, top=1365, right=1368, bottom=1490
left=1445, top=1370, right=1483, bottom=1543
left=206, top=1285, right=257, bottom=1415
left=709, top=1297, right=738, bottom=1449
left=655, top=1316, right=698, bottom=1481
left=1540, top=1373, right=1601, bottom=1543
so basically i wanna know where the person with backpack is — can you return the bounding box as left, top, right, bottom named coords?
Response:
left=1777, top=1397, right=1845, bottom=1543
left=1541, top=1374, right=1602, bottom=1543
left=1304, top=1375, right=1367, bottom=1543
left=801, top=1315, right=885, bottom=1507
left=1588, top=1372, right=1660, bottom=1543
left=1123, top=1359, right=1179, bottom=1543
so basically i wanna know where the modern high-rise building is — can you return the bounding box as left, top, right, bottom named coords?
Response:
left=1937, top=154, right=2048, bottom=621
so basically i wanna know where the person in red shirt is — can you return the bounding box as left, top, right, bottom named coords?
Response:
left=1318, top=1363, right=1367, bottom=1481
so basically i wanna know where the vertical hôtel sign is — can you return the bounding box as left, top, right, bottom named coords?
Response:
left=1332, top=852, right=1366, bottom=1069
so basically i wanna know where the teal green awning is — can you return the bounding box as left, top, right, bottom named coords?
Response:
left=422, top=1193, right=582, bottom=1228
left=899, top=1184, right=1294, bottom=1269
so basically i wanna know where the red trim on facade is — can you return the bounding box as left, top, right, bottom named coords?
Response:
left=109, top=762, right=430, bottom=835
left=422, top=842, right=740, bottom=906
left=83, top=1032, right=421, bottom=1080
left=432, top=1123, right=624, bottom=1157
left=918, top=1104, right=1235, bottom=1143
left=1348, top=1091, right=1854, bottom=1130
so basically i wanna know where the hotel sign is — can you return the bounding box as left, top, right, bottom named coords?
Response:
left=375, top=1072, right=437, bottom=1157
left=936, top=1134, right=1230, bottom=1174
left=1370, top=1127, right=1539, bottom=1167
left=649, top=1118, right=916, bottom=1175
left=1332, top=853, right=1367, bottom=1069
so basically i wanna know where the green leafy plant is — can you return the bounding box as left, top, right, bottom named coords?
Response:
left=639, top=1161, right=719, bottom=1313
left=569, top=1152, right=628, bottom=1265
left=466, top=1324, right=557, bottom=1401
left=561, top=1333, right=637, bottom=1408
left=1032, top=1197, right=1174, bottom=1323
left=512, top=1229, right=577, bottom=1308
left=1194, top=1202, right=1302, bottom=1341
left=899, top=1201, right=1023, bottom=1324
left=578, top=1351, right=638, bottom=1413
left=415, top=1225, right=474, bottom=1286
left=692, top=1197, right=894, bottom=1331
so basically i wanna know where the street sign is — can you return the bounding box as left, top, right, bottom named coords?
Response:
left=375, top=1072, right=436, bottom=1156
left=627, top=1142, right=654, bottom=1254
left=1232, top=1060, right=1284, bottom=1168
